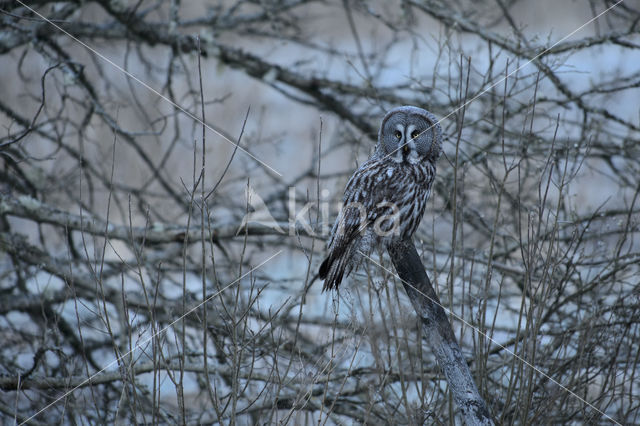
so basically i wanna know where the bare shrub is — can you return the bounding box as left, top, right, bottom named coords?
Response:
left=1, top=1, right=639, bottom=424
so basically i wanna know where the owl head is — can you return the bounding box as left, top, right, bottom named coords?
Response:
left=376, top=106, right=443, bottom=164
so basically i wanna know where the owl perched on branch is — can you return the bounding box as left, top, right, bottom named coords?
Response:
left=319, top=106, right=443, bottom=292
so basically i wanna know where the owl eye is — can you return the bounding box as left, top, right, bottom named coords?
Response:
left=411, top=130, right=420, bottom=139
left=394, top=130, right=402, bottom=140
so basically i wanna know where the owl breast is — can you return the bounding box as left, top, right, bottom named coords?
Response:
left=346, top=159, right=434, bottom=245
left=386, top=161, right=433, bottom=240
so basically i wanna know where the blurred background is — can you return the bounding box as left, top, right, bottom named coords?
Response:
left=1, top=0, right=639, bottom=424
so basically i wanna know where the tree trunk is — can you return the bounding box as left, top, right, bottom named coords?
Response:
left=388, top=239, right=494, bottom=425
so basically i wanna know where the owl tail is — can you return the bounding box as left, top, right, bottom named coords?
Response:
left=319, top=253, right=348, bottom=292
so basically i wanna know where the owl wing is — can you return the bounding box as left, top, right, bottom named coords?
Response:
left=318, top=208, right=364, bottom=291
left=319, top=161, right=389, bottom=291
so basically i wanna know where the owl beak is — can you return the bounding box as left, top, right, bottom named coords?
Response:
left=403, top=144, right=409, bottom=153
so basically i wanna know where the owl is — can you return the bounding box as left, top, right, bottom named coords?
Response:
left=319, top=106, right=443, bottom=291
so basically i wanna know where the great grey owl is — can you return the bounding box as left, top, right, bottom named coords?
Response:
left=319, top=106, right=443, bottom=291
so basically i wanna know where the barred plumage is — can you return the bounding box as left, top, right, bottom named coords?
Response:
left=319, top=106, right=443, bottom=291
